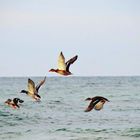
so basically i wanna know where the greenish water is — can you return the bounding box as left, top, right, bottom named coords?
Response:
left=0, top=77, right=140, bottom=140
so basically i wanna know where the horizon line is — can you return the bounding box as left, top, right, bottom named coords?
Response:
left=0, top=75, right=140, bottom=78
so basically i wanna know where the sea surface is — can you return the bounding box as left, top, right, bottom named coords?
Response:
left=0, top=76, right=140, bottom=140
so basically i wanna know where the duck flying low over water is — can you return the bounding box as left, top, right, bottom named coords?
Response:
left=49, top=52, right=78, bottom=76
left=20, top=77, right=46, bottom=101
left=85, top=96, right=109, bottom=112
left=5, top=98, right=24, bottom=109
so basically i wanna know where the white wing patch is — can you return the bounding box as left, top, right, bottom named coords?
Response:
left=58, top=52, right=66, bottom=70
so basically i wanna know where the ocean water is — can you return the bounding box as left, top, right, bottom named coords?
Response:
left=0, top=76, right=140, bottom=140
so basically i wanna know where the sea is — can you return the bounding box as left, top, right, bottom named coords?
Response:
left=0, top=76, right=140, bottom=140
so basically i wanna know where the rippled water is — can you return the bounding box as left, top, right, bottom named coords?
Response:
left=0, top=77, right=140, bottom=140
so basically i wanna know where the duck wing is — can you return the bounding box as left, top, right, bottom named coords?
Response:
left=28, top=78, right=36, bottom=95
left=85, top=99, right=100, bottom=112
left=13, top=98, right=19, bottom=104
left=13, top=98, right=20, bottom=108
left=93, top=96, right=109, bottom=102
left=58, top=52, right=66, bottom=70
left=100, top=97, right=109, bottom=102
left=66, top=55, right=78, bottom=72
left=36, top=77, right=46, bottom=92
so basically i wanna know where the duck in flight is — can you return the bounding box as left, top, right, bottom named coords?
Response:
left=5, top=98, right=24, bottom=109
left=49, top=52, right=78, bottom=76
left=20, top=77, right=46, bottom=101
left=85, top=96, right=109, bottom=112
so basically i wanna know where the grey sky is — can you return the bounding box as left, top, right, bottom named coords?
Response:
left=0, top=0, right=140, bottom=76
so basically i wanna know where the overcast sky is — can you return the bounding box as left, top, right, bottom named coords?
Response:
left=0, top=0, right=140, bottom=77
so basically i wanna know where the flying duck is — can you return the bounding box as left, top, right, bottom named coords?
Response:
left=5, top=98, right=24, bottom=109
left=85, top=96, right=109, bottom=112
left=20, top=77, right=46, bottom=101
left=49, top=52, right=78, bottom=76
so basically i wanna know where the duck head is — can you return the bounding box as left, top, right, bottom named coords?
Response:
left=20, top=90, right=28, bottom=94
